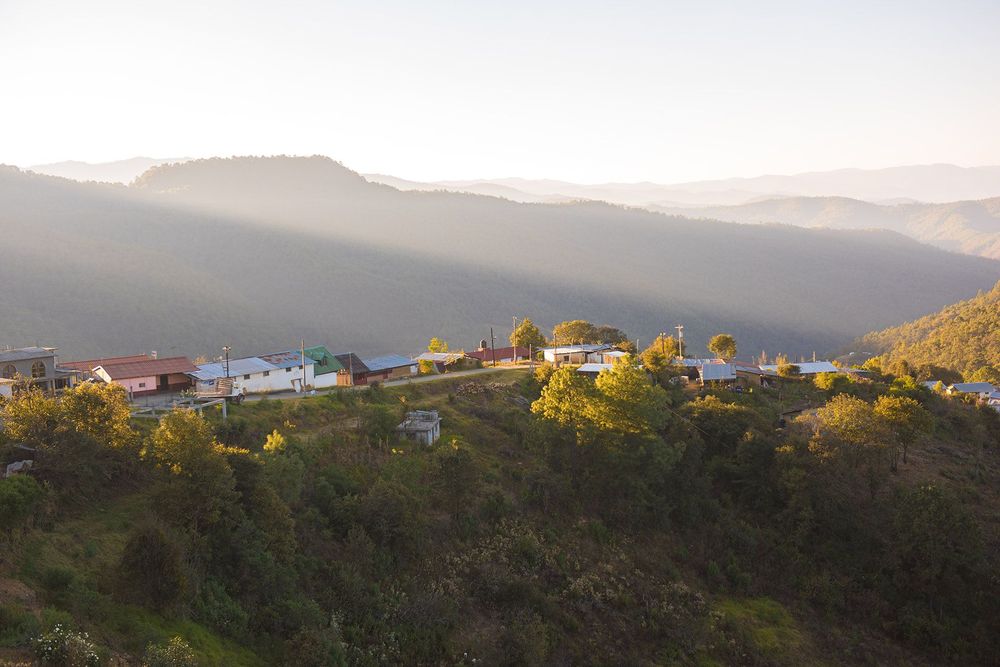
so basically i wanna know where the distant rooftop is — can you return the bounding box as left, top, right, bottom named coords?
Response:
left=193, top=357, right=279, bottom=380
left=363, top=354, right=415, bottom=372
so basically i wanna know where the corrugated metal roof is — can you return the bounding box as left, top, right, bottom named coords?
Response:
left=362, top=354, right=415, bottom=372
left=950, top=382, right=995, bottom=394
left=577, top=362, right=613, bottom=373
left=760, top=361, right=839, bottom=375
left=541, top=344, right=613, bottom=354
left=259, top=350, right=315, bottom=369
left=677, top=358, right=723, bottom=367
left=413, top=352, right=466, bottom=363
left=0, top=347, right=56, bottom=363
left=62, top=355, right=151, bottom=372
left=194, top=357, right=279, bottom=380
left=700, top=363, right=737, bottom=381
left=334, top=353, right=370, bottom=374
left=97, top=356, right=197, bottom=380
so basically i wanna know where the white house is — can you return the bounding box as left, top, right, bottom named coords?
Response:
left=541, top=344, right=614, bottom=364
left=191, top=357, right=282, bottom=395
left=397, top=410, right=442, bottom=445
left=699, top=363, right=737, bottom=384
left=0, top=377, right=14, bottom=399
left=258, top=350, right=316, bottom=391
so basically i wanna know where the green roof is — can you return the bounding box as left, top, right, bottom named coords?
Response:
left=303, top=345, right=345, bottom=374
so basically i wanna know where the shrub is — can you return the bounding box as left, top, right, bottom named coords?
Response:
left=33, top=624, right=100, bottom=666
left=144, top=636, right=198, bottom=667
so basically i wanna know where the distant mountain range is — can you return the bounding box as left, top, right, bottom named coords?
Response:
left=27, top=157, right=191, bottom=184
left=367, top=163, right=1000, bottom=207
left=2, top=156, right=998, bottom=362
left=651, top=196, right=1000, bottom=260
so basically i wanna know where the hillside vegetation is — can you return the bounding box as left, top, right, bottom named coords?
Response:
left=2, top=157, right=999, bottom=360
left=1, top=362, right=998, bottom=665
left=855, top=280, right=1000, bottom=380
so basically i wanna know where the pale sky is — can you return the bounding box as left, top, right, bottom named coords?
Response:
left=1, top=0, right=998, bottom=182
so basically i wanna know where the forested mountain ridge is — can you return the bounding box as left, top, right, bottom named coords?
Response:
left=854, top=280, right=1000, bottom=380
left=652, top=196, right=1000, bottom=260
left=2, top=156, right=1000, bottom=361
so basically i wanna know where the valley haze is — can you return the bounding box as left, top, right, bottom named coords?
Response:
left=3, top=155, right=999, bottom=361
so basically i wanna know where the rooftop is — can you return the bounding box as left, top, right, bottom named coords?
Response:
left=334, top=353, right=370, bottom=374
left=760, top=361, right=839, bottom=375
left=950, top=382, right=996, bottom=394
left=97, top=356, right=197, bottom=380
left=0, top=347, right=57, bottom=363
left=577, top=362, right=613, bottom=374
left=61, top=354, right=152, bottom=372
left=193, top=357, right=279, bottom=380
left=466, top=346, right=531, bottom=362
left=700, top=363, right=737, bottom=382
left=259, top=350, right=315, bottom=370
left=363, top=354, right=416, bottom=372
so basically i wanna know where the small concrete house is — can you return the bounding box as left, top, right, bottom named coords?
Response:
left=191, top=357, right=282, bottom=394
left=466, top=345, right=532, bottom=365
left=361, top=354, right=418, bottom=382
left=397, top=410, right=442, bottom=445
left=541, top=344, right=614, bottom=365
left=0, top=346, right=77, bottom=392
left=258, top=350, right=316, bottom=392
left=93, top=356, right=197, bottom=396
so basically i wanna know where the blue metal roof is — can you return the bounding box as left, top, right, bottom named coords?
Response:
left=363, top=354, right=416, bottom=372
left=193, top=357, right=279, bottom=380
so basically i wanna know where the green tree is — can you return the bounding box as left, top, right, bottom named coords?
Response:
left=144, top=410, right=239, bottom=532
left=59, top=381, right=135, bottom=451
left=813, top=372, right=853, bottom=396
left=532, top=361, right=669, bottom=446
left=642, top=334, right=679, bottom=365
left=814, top=395, right=892, bottom=497
left=589, top=359, right=669, bottom=441
left=777, top=363, right=800, bottom=378
left=510, top=318, right=547, bottom=350
left=551, top=319, right=595, bottom=345
left=874, top=394, right=933, bottom=469
left=967, top=365, right=1000, bottom=385
left=707, top=333, right=737, bottom=360
left=427, top=337, right=449, bottom=353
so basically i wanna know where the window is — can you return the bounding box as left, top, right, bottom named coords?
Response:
left=286, top=367, right=292, bottom=373
left=563, top=355, right=570, bottom=362
left=1, top=364, right=15, bottom=379
left=263, top=371, right=270, bottom=377
left=31, top=361, right=45, bottom=378
left=138, top=382, right=146, bottom=388
left=243, top=374, right=251, bottom=380
left=320, top=357, right=328, bottom=367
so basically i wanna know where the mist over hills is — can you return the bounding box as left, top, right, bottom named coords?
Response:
left=367, top=163, right=1000, bottom=207
left=27, top=157, right=191, bottom=184
left=652, top=196, right=1000, bottom=260
left=2, top=156, right=999, bottom=361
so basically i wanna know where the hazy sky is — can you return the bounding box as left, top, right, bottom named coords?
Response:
left=2, top=0, right=999, bottom=182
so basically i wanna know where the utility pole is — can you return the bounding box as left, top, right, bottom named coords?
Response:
left=301, top=339, right=306, bottom=392
left=675, top=325, right=684, bottom=359
left=223, top=346, right=231, bottom=378
left=660, top=331, right=667, bottom=356
left=512, top=316, right=518, bottom=361
left=490, top=327, right=497, bottom=367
